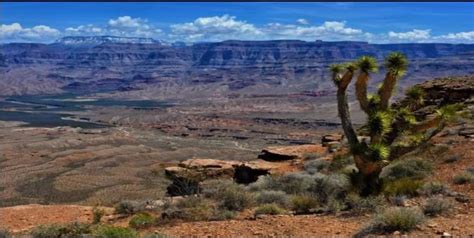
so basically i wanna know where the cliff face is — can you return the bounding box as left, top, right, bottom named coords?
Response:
left=1, top=39, right=473, bottom=96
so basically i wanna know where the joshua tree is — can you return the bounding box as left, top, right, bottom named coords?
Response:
left=330, top=52, right=458, bottom=195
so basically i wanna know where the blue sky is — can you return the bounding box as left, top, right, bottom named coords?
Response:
left=1, top=2, right=473, bottom=43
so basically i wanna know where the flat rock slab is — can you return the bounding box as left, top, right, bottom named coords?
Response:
left=258, top=144, right=327, bottom=161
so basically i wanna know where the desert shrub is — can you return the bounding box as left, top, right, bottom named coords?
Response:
left=443, top=155, right=461, bottom=163
left=419, top=181, right=449, bottom=195
left=383, top=178, right=423, bottom=197
left=423, top=197, right=454, bottom=216
left=467, top=167, right=474, bottom=174
left=210, top=209, right=236, bottom=221
left=114, top=200, right=146, bottom=215
left=92, top=225, right=138, bottom=238
left=254, top=204, right=286, bottom=216
left=291, top=195, right=319, bottom=214
left=346, top=193, right=386, bottom=214
left=0, top=229, right=10, bottom=238
left=381, top=158, right=432, bottom=181
left=310, top=173, right=351, bottom=203
left=325, top=196, right=345, bottom=213
left=329, top=154, right=353, bottom=171
left=255, top=190, right=290, bottom=208
left=304, top=159, right=330, bottom=174
left=31, top=222, right=92, bottom=238
left=200, top=179, right=235, bottom=198
left=357, top=207, right=424, bottom=235
left=453, top=172, right=474, bottom=184
left=274, top=172, right=317, bottom=195
left=129, top=213, right=155, bottom=229
left=303, top=152, right=322, bottom=160
left=247, top=175, right=277, bottom=192
left=162, top=196, right=215, bottom=222
left=389, top=195, right=408, bottom=207
left=92, top=206, right=105, bottom=224
left=211, top=183, right=255, bottom=211
left=143, top=233, right=168, bottom=238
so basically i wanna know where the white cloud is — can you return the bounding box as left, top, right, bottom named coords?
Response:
left=170, top=15, right=263, bottom=41
left=388, top=29, right=431, bottom=41
left=108, top=16, right=144, bottom=29
left=297, top=18, right=309, bottom=25
left=65, top=24, right=103, bottom=35
left=435, top=31, right=474, bottom=42
left=105, top=16, right=161, bottom=38
left=0, top=23, right=60, bottom=42
left=261, top=21, right=366, bottom=41
left=1, top=16, right=473, bottom=44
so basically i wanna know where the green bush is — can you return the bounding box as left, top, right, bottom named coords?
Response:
left=162, top=196, right=215, bottom=222
left=210, top=209, right=236, bottom=221
left=31, top=222, right=92, bottom=238
left=346, top=193, right=386, bottom=214
left=114, top=200, right=145, bottom=215
left=0, top=229, right=10, bottom=238
left=200, top=179, right=235, bottom=198
left=453, top=172, right=474, bottom=184
left=255, top=190, right=290, bottom=207
left=423, top=197, right=454, bottom=216
left=212, top=183, right=255, bottom=211
left=329, top=154, right=353, bottom=171
left=144, top=233, right=168, bottom=238
left=325, top=196, right=345, bottom=213
left=254, top=204, right=286, bottom=216
left=383, top=178, right=423, bottom=197
left=381, top=158, right=432, bottom=181
left=419, top=181, right=449, bottom=195
left=92, top=206, right=105, bottom=224
left=309, top=173, right=351, bottom=203
left=274, top=172, right=318, bottom=195
left=129, top=213, right=155, bottom=229
left=247, top=175, right=276, bottom=192
left=304, top=159, right=329, bottom=174
left=303, top=152, right=323, bottom=160
left=291, top=195, right=319, bottom=214
left=357, top=207, right=424, bottom=235
left=93, top=225, right=138, bottom=238
left=467, top=167, right=474, bottom=174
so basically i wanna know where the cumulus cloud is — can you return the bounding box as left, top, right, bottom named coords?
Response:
left=0, top=23, right=60, bottom=42
left=1, top=16, right=473, bottom=44
left=170, top=15, right=263, bottom=41
left=65, top=24, right=103, bottom=35
left=388, top=29, right=431, bottom=41
left=434, top=31, right=474, bottom=42
left=297, top=18, right=309, bottom=25
left=261, top=21, right=367, bottom=41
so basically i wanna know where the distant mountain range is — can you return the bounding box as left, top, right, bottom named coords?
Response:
left=0, top=36, right=473, bottom=97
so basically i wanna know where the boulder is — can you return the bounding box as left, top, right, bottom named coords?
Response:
left=321, top=133, right=343, bottom=146
left=258, top=144, right=327, bottom=161
left=233, top=160, right=280, bottom=184
left=165, top=158, right=240, bottom=196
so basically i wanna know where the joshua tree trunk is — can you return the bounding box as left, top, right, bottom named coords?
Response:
left=329, top=53, right=452, bottom=196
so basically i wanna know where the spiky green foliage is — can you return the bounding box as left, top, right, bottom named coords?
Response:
left=357, top=56, right=378, bottom=73
left=369, top=143, right=390, bottom=161
left=384, top=52, right=408, bottom=77
left=330, top=64, right=343, bottom=84
left=327, top=52, right=459, bottom=195
left=368, top=111, right=392, bottom=136
left=406, top=86, right=425, bottom=105
left=436, top=104, right=462, bottom=122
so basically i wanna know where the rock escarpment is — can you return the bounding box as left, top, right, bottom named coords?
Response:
left=1, top=39, right=474, bottom=96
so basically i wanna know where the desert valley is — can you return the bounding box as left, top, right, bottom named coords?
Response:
left=0, top=6, right=474, bottom=237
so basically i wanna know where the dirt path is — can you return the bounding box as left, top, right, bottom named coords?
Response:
left=155, top=215, right=366, bottom=237
left=0, top=204, right=94, bottom=233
